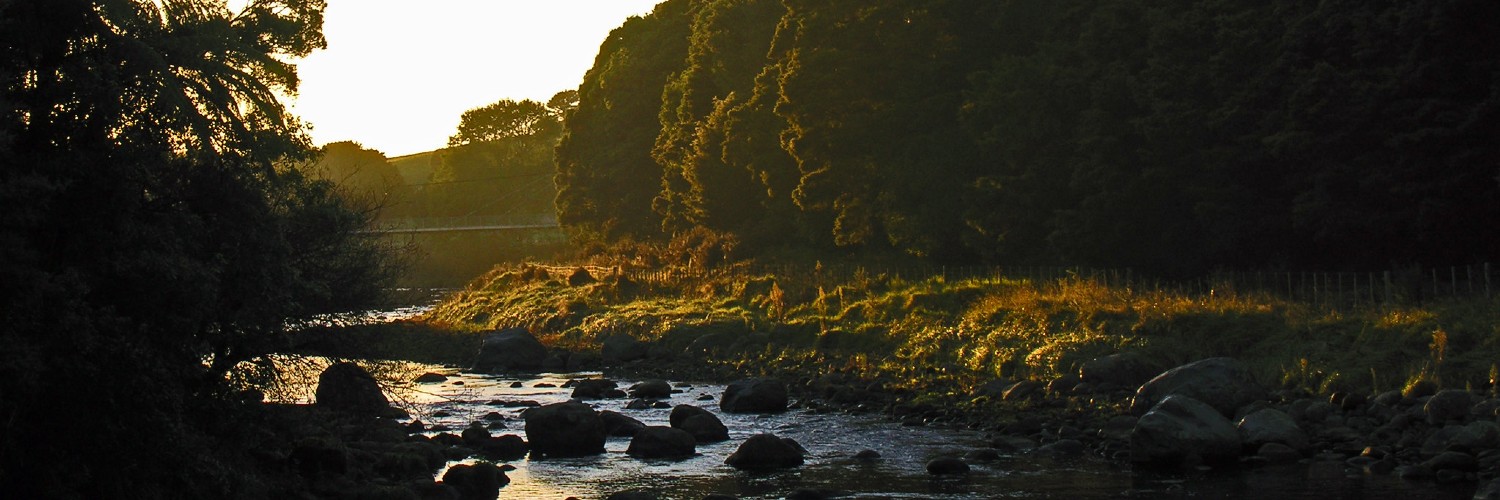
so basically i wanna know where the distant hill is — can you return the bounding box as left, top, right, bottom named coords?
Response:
left=387, top=150, right=440, bottom=186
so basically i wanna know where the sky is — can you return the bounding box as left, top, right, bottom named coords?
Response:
left=275, top=1, right=663, bottom=157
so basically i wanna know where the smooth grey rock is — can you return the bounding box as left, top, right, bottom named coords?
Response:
left=1237, top=408, right=1309, bottom=450
left=1131, top=395, right=1241, bottom=465
left=1426, top=390, right=1476, bottom=424
left=1130, top=357, right=1264, bottom=417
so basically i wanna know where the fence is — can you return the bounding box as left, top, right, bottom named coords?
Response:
left=367, top=214, right=559, bottom=233
left=560, top=261, right=1495, bottom=309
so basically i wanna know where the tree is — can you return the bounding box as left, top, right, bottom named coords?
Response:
left=448, top=98, right=558, bottom=146
left=555, top=0, right=696, bottom=241
left=1, top=1, right=404, bottom=495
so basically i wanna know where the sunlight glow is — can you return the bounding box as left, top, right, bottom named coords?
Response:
left=267, top=0, right=662, bottom=157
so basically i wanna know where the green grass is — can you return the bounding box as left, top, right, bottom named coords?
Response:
left=418, top=263, right=1500, bottom=400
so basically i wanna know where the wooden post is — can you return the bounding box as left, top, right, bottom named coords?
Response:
left=1451, top=267, right=1458, bottom=297
left=1433, top=268, right=1439, bottom=298
left=1384, top=271, right=1393, bottom=304
left=1487, top=263, right=1492, bottom=298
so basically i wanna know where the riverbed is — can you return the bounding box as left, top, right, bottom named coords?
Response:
left=276, top=361, right=1476, bottom=499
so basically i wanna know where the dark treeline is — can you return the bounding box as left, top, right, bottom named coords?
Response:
left=310, top=92, right=575, bottom=222
left=556, top=0, right=1500, bottom=273
left=0, top=1, right=402, bottom=496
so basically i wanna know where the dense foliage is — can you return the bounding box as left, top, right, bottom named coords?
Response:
left=0, top=1, right=400, bottom=496
left=555, top=0, right=1500, bottom=272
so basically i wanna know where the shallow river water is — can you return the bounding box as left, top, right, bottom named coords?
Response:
left=354, top=367, right=1477, bottom=500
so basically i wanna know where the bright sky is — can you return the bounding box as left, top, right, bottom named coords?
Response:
left=278, top=1, right=663, bottom=157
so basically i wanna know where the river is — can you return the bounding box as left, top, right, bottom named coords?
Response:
left=276, top=359, right=1475, bottom=499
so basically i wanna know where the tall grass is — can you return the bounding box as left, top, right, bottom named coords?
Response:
left=424, top=262, right=1500, bottom=397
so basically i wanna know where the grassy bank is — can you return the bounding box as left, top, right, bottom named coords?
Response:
left=418, top=262, right=1499, bottom=404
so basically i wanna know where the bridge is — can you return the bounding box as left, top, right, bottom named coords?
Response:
left=363, top=214, right=560, bottom=234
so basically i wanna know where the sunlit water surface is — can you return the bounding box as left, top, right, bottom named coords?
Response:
left=280, top=362, right=1475, bottom=500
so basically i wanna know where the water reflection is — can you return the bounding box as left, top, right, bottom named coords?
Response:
left=269, top=358, right=1474, bottom=499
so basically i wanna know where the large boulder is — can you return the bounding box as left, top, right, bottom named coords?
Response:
left=1080, top=352, right=1160, bottom=389
left=471, top=328, right=548, bottom=373
left=441, top=463, right=510, bottom=500
left=670, top=405, right=729, bottom=443
left=523, top=402, right=606, bottom=457
left=1131, top=395, right=1242, bottom=465
left=602, top=335, right=649, bottom=364
left=626, top=426, right=697, bottom=459
left=600, top=410, right=647, bottom=437
left=1425, top=390, right=1475, bottom=424
left=1130, top=357, right=1264, bottom=417
left=1236, top=408, right=1308, bottom=451
left=1422, top=421, right=1500, bottom=456
left=315, top=362, right=390, bottom=414
left=725, top=434, right=805, bottom=470
left=721, top=378, right=788, bottom=414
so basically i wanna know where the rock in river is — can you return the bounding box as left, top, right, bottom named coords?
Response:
left=626, top=426, right=697, bottom=459
left=315, top=362, right=390, bottom=415
left=670, top=405, right=729, bottom=443
left=470, top=328, right=547, bottom=373
left=725, top=433, right=805, bottom=470
left=629, top=379, right=673, bottom=399
left=926, top=457, right=970, bottom=475
left=721, top=378, right=788, bottom=414
left=524, top=402, right=605, bottom=457
left=600, top=410, right=647, bottom=437
left=441, top=462, right=510, bottom=500
left=571, top=379, right=626, bottom=399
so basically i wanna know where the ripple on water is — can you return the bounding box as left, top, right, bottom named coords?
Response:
left=309, top=363, right=1475, bottom=500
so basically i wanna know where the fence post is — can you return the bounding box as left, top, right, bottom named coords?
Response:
left=1487, top=263, right=1493, bottom=299
left=1384, top=271, right=1393, bottom=304
left=1432, top=268, right=1439, bottom=298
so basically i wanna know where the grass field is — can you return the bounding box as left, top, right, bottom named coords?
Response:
left=416, top=262, right=1500, bottom=402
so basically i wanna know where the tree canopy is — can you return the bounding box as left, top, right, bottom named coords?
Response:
left=554, top=0, right=1500, bottom=272
left=1, top=1, right=402, bottom=495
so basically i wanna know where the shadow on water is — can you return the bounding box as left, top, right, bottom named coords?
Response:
left=271, top=360, right=1477, bottom=499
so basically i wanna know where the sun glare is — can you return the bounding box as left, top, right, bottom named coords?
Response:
left=260, top=0, right=661, bottom=157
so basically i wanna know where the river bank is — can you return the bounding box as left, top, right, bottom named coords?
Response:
left=285, top=261, right=1500, bottom=497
